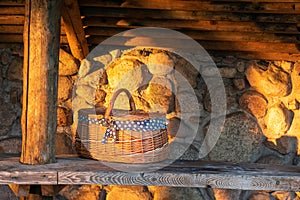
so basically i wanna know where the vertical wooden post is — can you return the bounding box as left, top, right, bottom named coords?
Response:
left=21, top=0, right=62, bottom=164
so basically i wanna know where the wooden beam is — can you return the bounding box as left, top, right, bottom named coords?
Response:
left=80, top=7, right=300, bottom=23
left=61, top=0, right=89, bottom=61
left=0, top=0, right=25, bottom=6
left=1, top=155, right=300, bottom=191
left=79, top=0, right=300, bottom=14
left=21, top=0, right=62, bottom=164
left=0, top=16, right=24, bottom=25
left=0, top=7, right=24, bottom=15
left=83, top=18, right=300, bottom=34
left=209, top=51, right=300, bottom=62
left=85, top=27, right=300, bottom=43
left=86, top=36, right=300, bottom=54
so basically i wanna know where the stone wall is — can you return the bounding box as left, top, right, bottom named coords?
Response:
left=1, top=43, right=300, bottom=199
left=0, top=44, right=23, bottom=153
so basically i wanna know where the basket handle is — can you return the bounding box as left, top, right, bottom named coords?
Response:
left=104, top=88, right=136, bottom=118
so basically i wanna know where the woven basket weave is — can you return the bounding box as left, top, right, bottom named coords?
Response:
left=76, top=88, right=169, bottom=163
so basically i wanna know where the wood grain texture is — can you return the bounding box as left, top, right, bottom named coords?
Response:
left=85, top=27, right=300, bottom=43
left=0, top=16, right=24, bottom=25
left=21, top=0, right=62, bottom=165
left=0, top=0, right=25, bottom=6
left=80, top=7, right=300, bottom=23
left=86, top=36, right=300, bottom=53
left=1, top=155, right=300, bottom=191
left=61, top=0, right=89, bottom=60
left=83, top=18, right=300, bottom=34
left=79, top=0, right=299, bottom=14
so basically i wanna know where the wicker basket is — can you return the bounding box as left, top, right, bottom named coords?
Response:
left=76, top=88, right=169, bottom=163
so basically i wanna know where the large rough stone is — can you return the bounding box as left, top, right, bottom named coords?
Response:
left=264, top=104, right=292, bottom=138
left=0, top=69, right=2, bottom=89
left=287, top=110, right=300, bottom=144
left=271, top=191, right=297, bottom=200
left=233, top=78, right=245, bottom=91
left=106, top=186, right=151, bottom=200
left=248, top=192, right=273, bottom=200
left=236, top=61, right=245, bottom=72
left=59, top=48, right=79, bottom=76
left=256, top=153, right=294, bottom=165
left=213, top=189, right=241, bottom=200
left=142, top=76, right=174, bottom=113
left=1, top=50, right=11, bottom=65
left=147, top=52, right=174, bottom=76
left=148, top=186, right=203, bottom=200
left=6, top=57, right=23, bottom=81
left=200, top=67, right=220, bottom=77
left=76, top=85, right=96, bottom=105
left=93, top=54, right=112, bottom=67
left=0, top=138, right=21, bottom=153
left=58, top=76, right=73, bottom=101
left=57, top=107, right=73, bottom=127
left=206, top=112, right=265, bottom=163
left=292, top=62, right=300, bottom=103
left=219, top=67, right=237, bottom=78
left=168, top=141, right=199, bottom=160
left=246, top=62, right=291, bottom=97
left=203, top=79, right=236, bottom=113
left=94, top=88, right=106, bottom=106
left=78, top=68, right=107, bottom=89
left=56, top=131, right=76, bottom=154
left=273, top=60, right=293, bottom=72
left=174, top=57, right=198, bottom=88
left=58, top=185, right=103, bottom=200
left=175, top=91, right=201, bottom=115
left=239, top=90, right=268, bottom=119
left=0, top=98, right=17, bottom=127
left=264, top=136, right=298, bottom=155
left=78, top=59, right=91, bottom=79
left=106, top=58, right=152, bottom=91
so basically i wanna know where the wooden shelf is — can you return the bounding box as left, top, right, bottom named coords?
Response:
left=1, top=154, right=300, bottom=191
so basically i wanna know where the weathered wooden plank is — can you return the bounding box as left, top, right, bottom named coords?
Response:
left=0, top=34, right=23, bottom=43
left=0, top=155, right=300, bottom=191
left=55, top=157, right=300, bottom=191
left=0, top=171, right=57, bottom=185
left=0, top=156, right=57, bottom=184
left=85, top=27, right=300, bottom=43
left=209, top=51, right=300, bottom=62
left=61, top=0, right=89, bottom=60
left=0, top=25, right=23, bottom=34
left=0, top=16, right=24, bottom=25
left=79, top=0, right=299, bottom=14
left=200, top=41, right=300, bottom=53
left=0, top=25, right=66, bottom=35
left=86, top=36, right=300, bottom=54
left=0, top=34, right=67, bottom=44
left=0, top=7, right=24, bottom=15
left=80, top=7, right=300, bottom=23
left=21, top=0, right=62, bottom=165
left=83, top=18, right=300, bottom=34
left=0, top=0, right=25, bottom=6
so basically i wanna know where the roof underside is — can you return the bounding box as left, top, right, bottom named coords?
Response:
left=1, top=0, right=300, bottom=61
